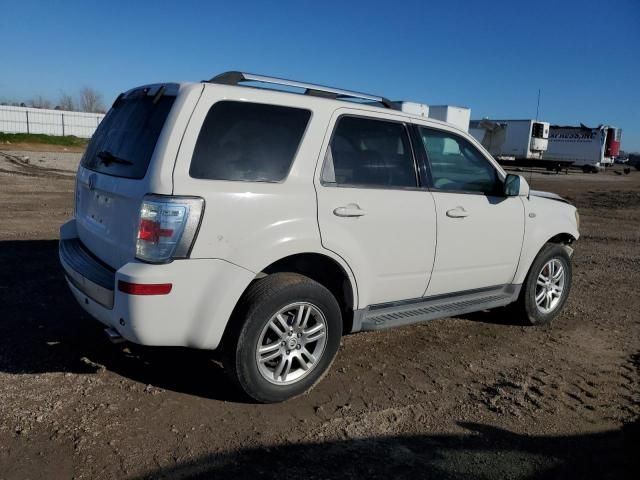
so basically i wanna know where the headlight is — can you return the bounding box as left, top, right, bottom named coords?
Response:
left=575, top=210, right=580, bottom=231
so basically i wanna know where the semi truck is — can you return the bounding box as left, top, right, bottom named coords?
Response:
left=469, top=119, right=550, bottom=167
left=545, top=125, right=622, bottom=172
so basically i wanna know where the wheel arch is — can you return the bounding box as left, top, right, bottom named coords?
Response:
left=546, top=232, right=577, bottom=245
left=513, top=231, right=577, bottom=285
left=222, top=252, right=358, bottom=341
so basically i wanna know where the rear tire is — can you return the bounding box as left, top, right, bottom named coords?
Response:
left=515, top=243, right=573, bottom=326
left=222, top=273, right=342, bottom=403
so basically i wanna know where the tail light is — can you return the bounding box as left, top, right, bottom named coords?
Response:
left=135, top=195, right=204, bottom=263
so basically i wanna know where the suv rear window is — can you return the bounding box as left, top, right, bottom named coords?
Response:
left=81, top=92, right=175, bottom=179
left=189, top=101, right=311, bottom=182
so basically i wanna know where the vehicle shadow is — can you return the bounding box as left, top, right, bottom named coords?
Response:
left=455, top=306, right=528, bottom=326
left=0, top=239, right=245, bottom=402
left=130, top=420, right=639, bottom=479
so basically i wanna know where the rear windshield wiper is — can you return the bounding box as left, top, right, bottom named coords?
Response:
left=97, top=150, right=133, bottom=166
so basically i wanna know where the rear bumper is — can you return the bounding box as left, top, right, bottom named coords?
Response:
left=59, top=219, right=255, bottom=349
left=60, top=238, right=115, bottom=308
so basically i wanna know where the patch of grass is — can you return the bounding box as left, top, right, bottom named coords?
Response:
left=0, top=132, right=88, bottom=148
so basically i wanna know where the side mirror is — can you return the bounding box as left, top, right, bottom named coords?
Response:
left=503, top=174, right=530, bottom=197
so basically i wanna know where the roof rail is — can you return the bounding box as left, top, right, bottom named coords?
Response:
left=208, top=71, right=394, bottom=109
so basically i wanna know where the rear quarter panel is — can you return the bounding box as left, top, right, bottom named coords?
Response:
left=147, top=83, right=205, bottom=193
left=170, top=85, right=357, bottom=298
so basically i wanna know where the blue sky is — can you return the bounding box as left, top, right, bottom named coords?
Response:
left=1, top=0, right=639, bottom=150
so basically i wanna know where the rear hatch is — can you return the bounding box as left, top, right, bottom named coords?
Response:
left=75, top=85, right=177, bottom=269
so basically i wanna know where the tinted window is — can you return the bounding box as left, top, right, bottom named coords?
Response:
left=420, top=128, right=499, bottom=194
left=190, top=101, right=310, bottom=182
left=322, top=116, right=417, bottom=188
left=81, top=93, right=175, bottom=179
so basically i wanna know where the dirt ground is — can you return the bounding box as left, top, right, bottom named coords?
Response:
left=0, top=142, right=86, bottom=154
left=0, top=150, right=638, bottom=479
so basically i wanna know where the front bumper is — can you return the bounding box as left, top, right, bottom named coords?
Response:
left=59, top=219, right=255, bottom=349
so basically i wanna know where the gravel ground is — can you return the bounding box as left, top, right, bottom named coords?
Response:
left=0, top=150, right=638, bottom=479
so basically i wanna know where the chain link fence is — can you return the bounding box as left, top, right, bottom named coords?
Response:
left=0, top=105, right=104, bottom=138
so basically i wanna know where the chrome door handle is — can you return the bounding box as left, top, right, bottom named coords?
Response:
left=333, top=204, right=367, bottom=217
left=446, top=206, right=469, bottom=218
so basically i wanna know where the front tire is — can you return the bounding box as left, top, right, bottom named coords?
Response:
left=222, top=273, right=342, bottom=403
left=516, top=243, right=573, bottom=326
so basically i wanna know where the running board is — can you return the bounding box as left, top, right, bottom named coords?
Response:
left=353, top=284, right=521, bottom=332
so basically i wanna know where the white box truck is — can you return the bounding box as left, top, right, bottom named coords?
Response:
left=469, top=119, right=550, bottom=165
left=428, top=105, right=470, bottom=132
left=546, top=125, right=622, bottom=172
left=393, top=101, right=429, bottom=118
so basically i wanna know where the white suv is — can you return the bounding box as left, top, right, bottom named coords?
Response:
left=60, top=72, right=579, bottom=402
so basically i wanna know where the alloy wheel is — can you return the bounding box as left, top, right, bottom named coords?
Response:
left=535, top=259, right=566, bottom=314
left=255, top=302, right=328, bottom=385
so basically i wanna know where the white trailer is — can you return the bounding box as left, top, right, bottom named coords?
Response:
left=393, top=101, right=429, bottom=118
left=546, top=125, right=622, bottom=172
left=469, top=119, right=550, bottom=164
left=428, top=105, right=470, bottom=132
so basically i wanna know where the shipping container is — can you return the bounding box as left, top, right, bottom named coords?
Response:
left=428, top=105, right=471, bottom=132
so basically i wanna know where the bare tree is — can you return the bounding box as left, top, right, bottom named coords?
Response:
left=0, top=98, right=22, bottom=107
left=79, top=87, right=105, bottom=113
left=58, top=92, right=76, bottom=111
left=29, top=95, right=52, bottom=109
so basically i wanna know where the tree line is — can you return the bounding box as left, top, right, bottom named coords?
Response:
left=0, top=87, right=106, bottom=113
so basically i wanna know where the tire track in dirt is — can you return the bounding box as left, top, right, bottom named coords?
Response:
left=0, top=151, right=75, bottom=179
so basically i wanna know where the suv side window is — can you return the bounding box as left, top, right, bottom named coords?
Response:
left=190, top=101, right=311, bottom=182
left=322, top=116, right=418, bottom=188
left=419, top=127, right=500, bottom=195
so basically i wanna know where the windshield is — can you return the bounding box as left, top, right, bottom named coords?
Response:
left=81, top=90, right=175, bottom=179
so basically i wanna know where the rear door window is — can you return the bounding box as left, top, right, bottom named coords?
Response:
left=81, top=90, right=175, bottom=179
left=321, top=116, right=418, bottom=188
left=189, top=101, right=311, bottom=182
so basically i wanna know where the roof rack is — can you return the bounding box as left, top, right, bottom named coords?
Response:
left=208, top=71, right=394, bottom=109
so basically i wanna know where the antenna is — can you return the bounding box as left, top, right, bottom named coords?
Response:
left=535, top=88, right=541, bottom=120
